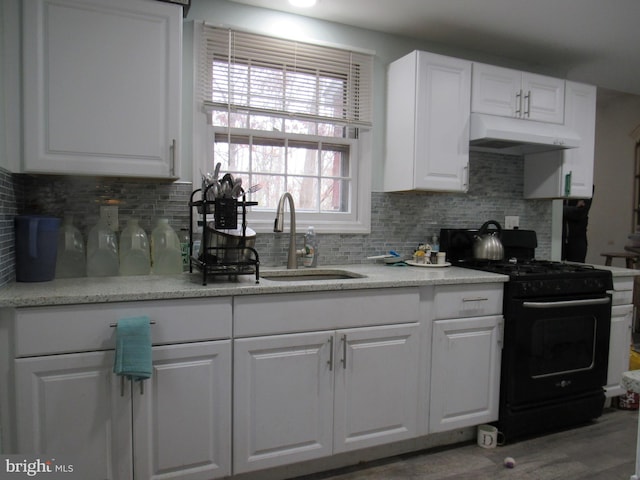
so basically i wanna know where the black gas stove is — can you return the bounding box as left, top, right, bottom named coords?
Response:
left=455, top=259, right=613, bottom=297
left=441, top=228, right=612, bottom=297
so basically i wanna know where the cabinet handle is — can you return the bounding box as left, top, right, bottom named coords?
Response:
left=462, top=297, right=489, bottom=302
left=341, top=334, right=347, bottom=369
left=170, top=139, right=177, bottom=177
left=564, top=171, right=572, bottom=197
left=515, top=90, right=522, bottom=116
left=327, top=336, right=334, bottom=371
left=524, top=91, right=531, bottom=117
left=120, top=375, right=126, bottom=397
left=110, top=321, right=156, bottom=327
left=139, top=380, right=145, bottom=395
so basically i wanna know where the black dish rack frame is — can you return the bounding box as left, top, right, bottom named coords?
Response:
left=188, top=186, right=260, bottom=285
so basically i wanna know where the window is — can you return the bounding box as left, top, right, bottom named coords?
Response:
left=195, top=25, right=373, bottom=233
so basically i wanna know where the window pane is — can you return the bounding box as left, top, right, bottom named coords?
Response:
left=288, top=142, right=318, bottom=176
left=213, top=139, right=228, bottom=171
left=250, top=114, right=283, bottom=132
left=289, top=176, right=318, bottom=211
left=229, top=140, right=250, bottom=172
left=253, top=138, right=285, bottom=174
left=211, top=132, right=351, bottom=214
left=321, top=144, right=350, bottom=177
left=284, top=118, right=317, bottom=135
left=229, top=112, right=248, bottom=129
left=321, top=178, right=350, bottom=213
left=318, top=123, right=347, bottom=138
left=212, top=111, right=228, bottom=128
left=251, top=174, right=284, bottom=210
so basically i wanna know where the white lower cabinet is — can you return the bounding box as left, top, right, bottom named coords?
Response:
left=429, top=283, right=504, bottom=433
left=15, top=350, right=132, bottom=479
left=133, top=342, right=231, bottom=480
left=7, top=298, right=233, bottom=480
left=15, top=341, right=231, bottom=480
left=3, top=282, right=511, bottom=478
left=429, top=315, right=503, bottom=432
left=605, top=275, right=636, bottom=397
left=233, top=323, right=420, bottom=473
left=606, top=305, right=633, bottom=396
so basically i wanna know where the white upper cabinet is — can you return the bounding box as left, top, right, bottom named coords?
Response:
left=559, top=81, right=597, bottom=198
left=22, top=0, right=182, bottom=178
left=523, top=81, right=596, bottom=198
left=384, top=50, right=471, bottom=193
left=472, top=63, right=565, bottom=124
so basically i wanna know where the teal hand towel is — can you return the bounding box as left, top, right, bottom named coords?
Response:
left=113, top=315, right=152, bottom=381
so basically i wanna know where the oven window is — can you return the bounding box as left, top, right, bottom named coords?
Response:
left=529, top=315, right=596, bottom=378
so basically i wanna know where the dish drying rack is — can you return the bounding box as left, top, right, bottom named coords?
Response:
left=188, top=185, right=260, bottom=285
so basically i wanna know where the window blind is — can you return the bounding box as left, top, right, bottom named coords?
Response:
left=198, top=25, right=373, bottom=128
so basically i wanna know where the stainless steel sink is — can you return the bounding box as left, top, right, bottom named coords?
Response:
left=260, top=269, right=365, bottom=282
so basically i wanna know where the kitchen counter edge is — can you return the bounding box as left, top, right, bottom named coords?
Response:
left=2, top=263, right=635, bottom=309
left=0, top=264, right=508, bottom=308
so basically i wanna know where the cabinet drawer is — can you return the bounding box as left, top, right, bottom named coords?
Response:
left=14, top=298, right=232, bottom=357
left=610, top=276, right=635, bottom=306
left=611, top=289, right=633, bottom=306
left=234, top=288, right=420, bottom=337
left=433, top=283, right=503, bottom=319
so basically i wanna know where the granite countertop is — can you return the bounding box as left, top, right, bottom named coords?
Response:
left=587, top=264, right=640, bottom=277
left=0, top=263, right=508, bottom=308
left=2, top=262, right=636, bottom=309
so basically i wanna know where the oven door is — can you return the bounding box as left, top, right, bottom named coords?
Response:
left=503, top=293, right=612, bottom=407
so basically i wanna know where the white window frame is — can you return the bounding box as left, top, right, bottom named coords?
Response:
left=192, top=23, right=372, bottom=234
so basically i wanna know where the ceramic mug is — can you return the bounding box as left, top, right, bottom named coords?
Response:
left=436, top=252, right=447, bottom=264
left=477, top=424, right=504, bottom=449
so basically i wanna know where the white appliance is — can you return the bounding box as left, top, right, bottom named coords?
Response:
left=469, top=113, right=581, bottom=155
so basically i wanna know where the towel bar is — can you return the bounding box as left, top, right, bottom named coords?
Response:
left=109, top=320, right=156, bottom=327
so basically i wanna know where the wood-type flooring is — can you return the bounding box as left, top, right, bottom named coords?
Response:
left=294, top=407, right=639, bottom=480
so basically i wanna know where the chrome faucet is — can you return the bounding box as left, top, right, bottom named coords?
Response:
left=274, top=192, right=302, bottom=269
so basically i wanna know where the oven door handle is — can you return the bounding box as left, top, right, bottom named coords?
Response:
left=522, top=297, right=610, bottom=309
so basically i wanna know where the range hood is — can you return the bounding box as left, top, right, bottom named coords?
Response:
left=469, top=113, right=581, bottom=155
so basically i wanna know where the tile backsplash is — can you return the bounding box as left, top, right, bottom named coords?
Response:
left=0, top=167, right=19, bottom=286
left=0, top=151, right=551, bottom=287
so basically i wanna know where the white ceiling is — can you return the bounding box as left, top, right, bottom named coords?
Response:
left=229, top=0, right=640, bottom=96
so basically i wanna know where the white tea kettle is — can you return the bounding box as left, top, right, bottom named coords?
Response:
left=473, top=220, right=504, bottom=260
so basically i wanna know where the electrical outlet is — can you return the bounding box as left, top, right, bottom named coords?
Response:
left=505, top=215, right=519, bottom=230
left=101, top=206, right=119, bottom=231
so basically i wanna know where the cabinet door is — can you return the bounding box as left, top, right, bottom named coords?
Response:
left=429, top=315, right=503, bottom=433
left=133, top=341, right=231, bottom=480
left=523, top=81, right=596, bottom=199
left=522, top=73, right=565, bottom=124
left=605, top=304, right=633, bottom=397
left=471, top=63, right=521, bottom=118
left=385, top=51, right=470, bottom=193
left=414, top=52, right=471, bottom=192
left=561, top=81, right=596, bottom=198
left=15, top=351, right=132, bottom=479
left=333, top=323, right=420, bottom=453
left=233, top=331, right=334, bottom=473
left=23, top=0, right=181, bottom=178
